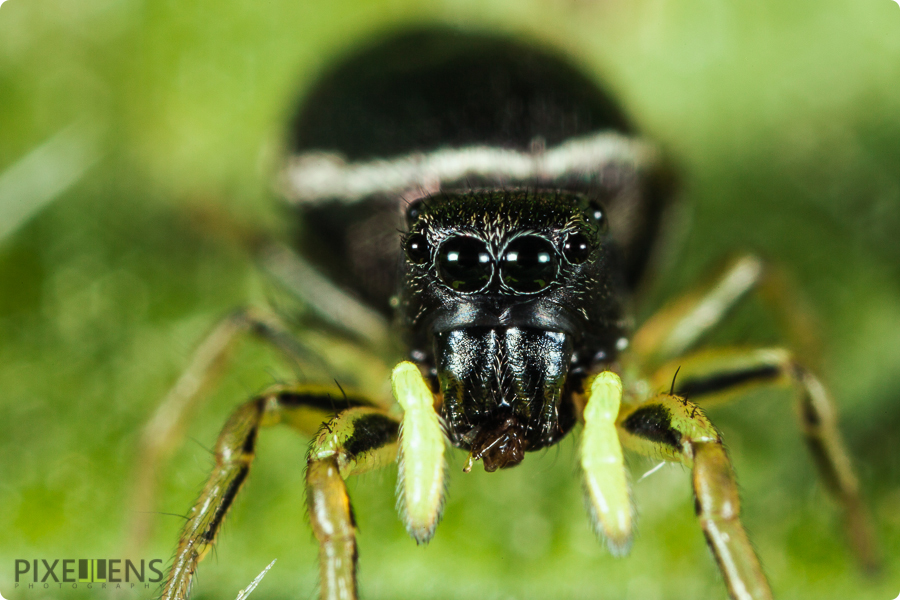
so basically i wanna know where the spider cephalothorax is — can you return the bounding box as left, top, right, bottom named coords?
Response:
left=399, top=189, right=626, bottom=467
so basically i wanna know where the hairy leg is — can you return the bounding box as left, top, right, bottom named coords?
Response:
left=159, top=385, right=396, bottom=600
left=617, top=393, right=773, bottom=600
left=128, top=307, right=390, bottom=552
left=631, top=255, right=764, bottom=368
left=259, top=242, right=392, bottom=351
left=128, top=308, right=314, bottom=550
left=648, top=347, right=880, bottom=571
left=307, top=407, right=400, bottom=600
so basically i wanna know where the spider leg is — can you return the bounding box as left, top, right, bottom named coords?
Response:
left=129, top=308, right=304, bottom=550
left=259, top=242, right=392, bottom=351
left=307, top=408, right=399, bottom=600
left=648, top=346, right=880, bottom=572
left=617, top=393, right=773, bottom=600
left=174, top=201, right=393, bottom=352
left=632, top=254, right=825, bottom=369
left=160, top=385, right=398, bottom=600
left=128, top=308, right=389, bottom=553
left=632, top=255, right=764, bottom=367
left=307, top=362, right=447, bottom=599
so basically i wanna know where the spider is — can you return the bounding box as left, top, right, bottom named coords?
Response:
left=134, top=27, right=879, bottom=600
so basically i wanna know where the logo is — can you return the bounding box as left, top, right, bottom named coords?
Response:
left=12, top=559, right=164, bottom=592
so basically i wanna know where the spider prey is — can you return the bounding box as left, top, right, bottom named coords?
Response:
left=145, top=28, right=879, bottom=600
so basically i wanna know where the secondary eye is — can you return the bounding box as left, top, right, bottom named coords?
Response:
left=405, top=199, right=425, bottom=227
left=562, top=232, right=592, bottom=264
left=500, top=235, right=558, bottom=293
left=405, top=233, right=431, bottom=264
left=437, top=236, right=493, bottom=293
left=586, top=200, right=608, bottom=233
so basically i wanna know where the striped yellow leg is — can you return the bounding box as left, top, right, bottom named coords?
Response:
left=160, top=384, right=398, bottom=600
left=617, top=393, right=773, bottom=600
left=307, top=407, right=399, bottom=600
left=648, top=347, right=880, bottom=571
left=129, top=308, right=319, bottom=551
left=129, top=304, right=394, bottom=556
left=628, top=252, right=878, bottom=572
left=632, top=255, right=765, bottom=368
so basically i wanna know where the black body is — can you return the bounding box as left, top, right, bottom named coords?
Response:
left=288, top=28, right=672, bottom=470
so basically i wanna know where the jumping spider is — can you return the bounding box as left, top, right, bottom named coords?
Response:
left=135, top=27, right=878, bottom=600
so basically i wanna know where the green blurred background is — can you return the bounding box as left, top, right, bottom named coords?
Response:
left=1, top=1, right=899, bottom=599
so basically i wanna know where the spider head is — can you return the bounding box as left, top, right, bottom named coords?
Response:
left=399, top=190, right=626, bottom=469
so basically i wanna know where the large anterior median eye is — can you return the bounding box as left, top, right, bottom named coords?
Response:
left=437, top=236, right=493, bottom=293
left=500, top=235, right=558, bottom=293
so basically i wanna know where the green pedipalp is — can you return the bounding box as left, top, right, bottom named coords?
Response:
left=392, top=361, right=447, bottom=544
left=581, top=371, right=633, bottom=556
